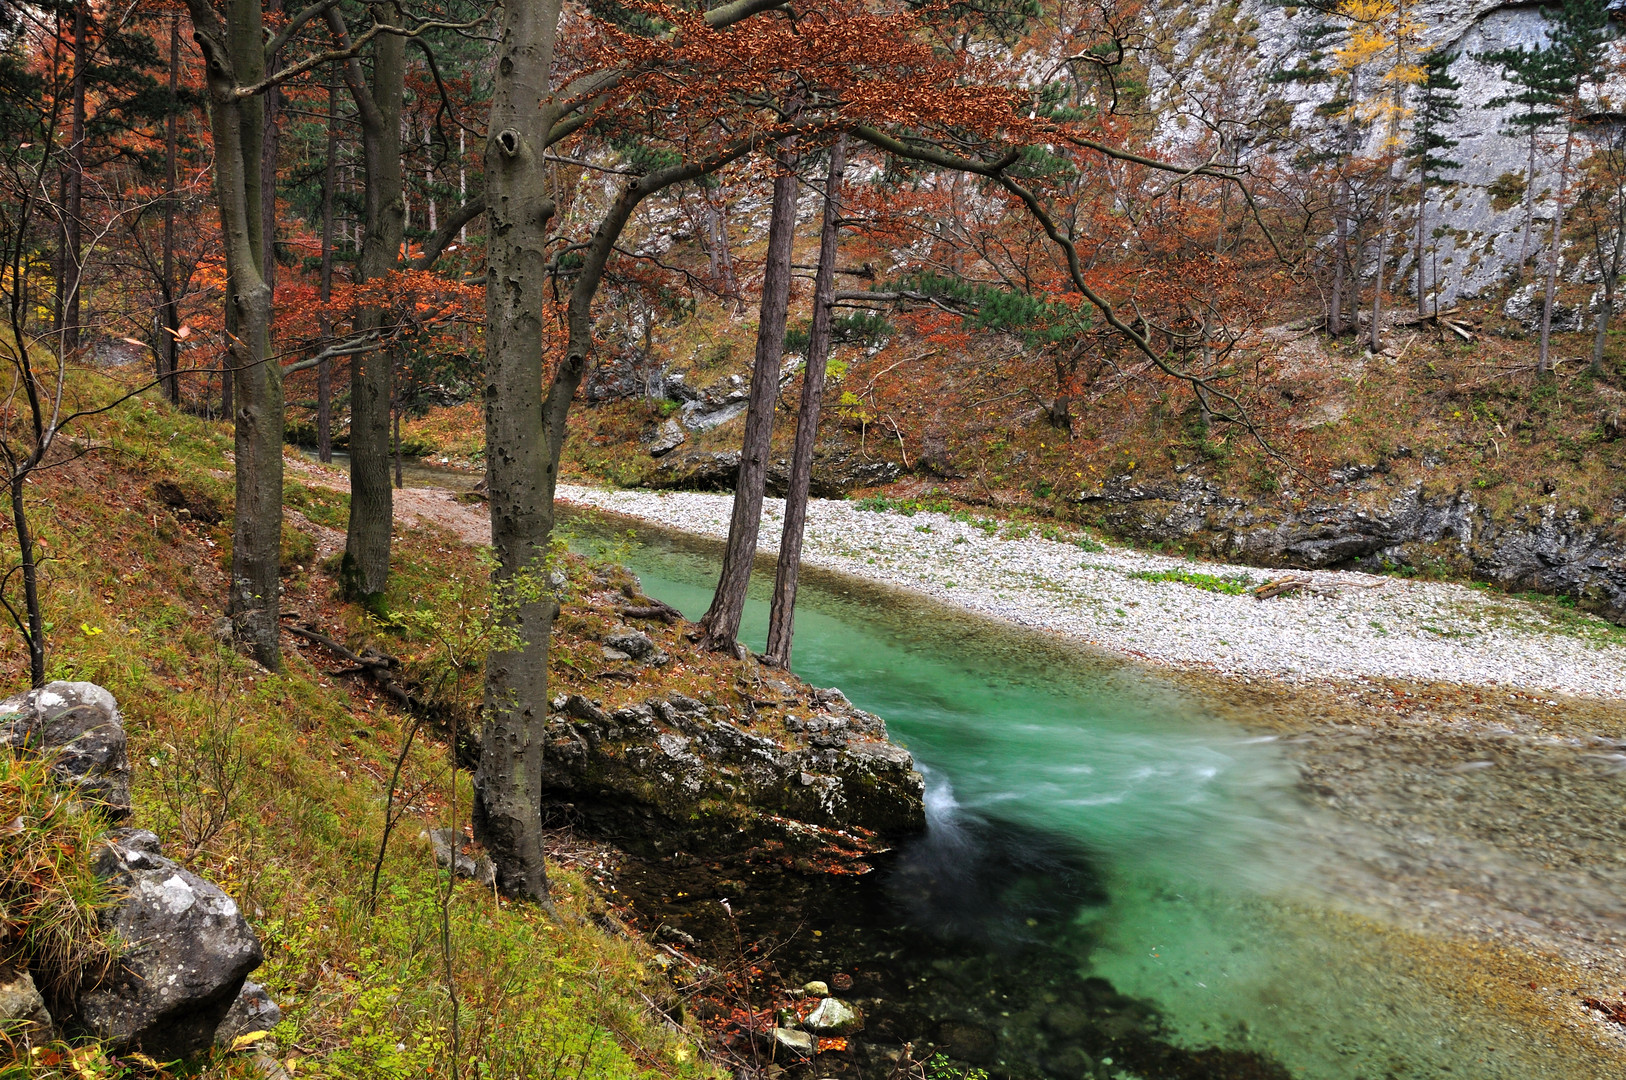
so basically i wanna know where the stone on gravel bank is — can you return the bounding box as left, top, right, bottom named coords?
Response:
left=78, top=829, right=265, bottom=1058
left=1, top=681, right=131, bottom=819
left=538, top=691, right=924, bottom=861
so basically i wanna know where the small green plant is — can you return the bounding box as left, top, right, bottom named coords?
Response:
left=1127, top=567, right=1255, bottom=594
left=1075, top=535, right=1106, bottom=553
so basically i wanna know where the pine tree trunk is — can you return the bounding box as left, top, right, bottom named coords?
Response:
left=700, top=143, right=799, bottom=654
left=1593, top=291, right=1611, bottom=374
left=62, top=1, right=88, bottom=354
left=318, top=78, right=337, bottom=463
left=765, top=136, right=844, bottom=668
left=1330, top=188, right=1348, bottom=335
left=1518, top=130, right=1538, bottom=282
left=331, top=16, right=405, bottom=609
left=1538, top=130, right=1575, bottom=375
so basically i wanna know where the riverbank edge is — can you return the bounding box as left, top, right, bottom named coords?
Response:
left=555, top=484, right=1626, bottom=702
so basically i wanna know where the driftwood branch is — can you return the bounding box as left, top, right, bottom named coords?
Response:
left=283, top=624, right=417, bottom=709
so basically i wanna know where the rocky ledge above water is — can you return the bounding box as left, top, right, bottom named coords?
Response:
left=538, top=686, right=925, bottom=868
left=1079, top=471, right=1626, bottom=625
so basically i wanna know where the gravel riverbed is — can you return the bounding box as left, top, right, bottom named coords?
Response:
left=558, top=485, right=1626, bottom=700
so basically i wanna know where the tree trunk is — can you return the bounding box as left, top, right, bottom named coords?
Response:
left=473, top=0, right=564, bottom=905
left=765, top=136, right=844, bottom=668
left=700, top=143, right=799, bottom=654
left=62, top=0, right=88, bottom=354
left=1538, top=129, right=1575, bottom=375
left=160, top=13, right=181, bottom=403
left=1330, top=190, right=1348, bottom=335
left=1370, top=178, right=1394, bottom=352
left=393, top=395, right=403, bottom=489
left=1593, top=290, right=1611, bottom=373
left=331, top=13, right=404, bottom=610
left=1415, top=157, right=1429, bottom=316
left=260, top=0, right=281, bottom=292
left=11, top=475, right=46, bottom=689
left=1518, top=130, right=1538, bottom=282
left=318, top=78, right=337, bottom=463
left=187, top=0, right=281, bottom=670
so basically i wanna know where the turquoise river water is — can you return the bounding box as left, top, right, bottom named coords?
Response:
left=566, top=513, right=1616, bottom=1080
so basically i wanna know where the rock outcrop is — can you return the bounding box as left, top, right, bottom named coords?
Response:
left=1, top=681, right=131, bottom=819
left=76, top=830, right=265, bottom=1058
left=1078, top=472, right=1626, bottom=624
left=2, top=679, right=276, bottom=1063
left=538, top=690, right=925, bottom=862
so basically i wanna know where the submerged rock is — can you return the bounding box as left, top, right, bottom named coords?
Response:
left=773, top=1026, right=815, bottom=1057
left=805, top=996, right=864, bottom=1035
left=77, top=831, right=264, bottom=1058
left=0, top=681, right=131, bottom=819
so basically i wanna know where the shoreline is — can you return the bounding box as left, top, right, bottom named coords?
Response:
left=557, top=484, right=1626, bottom=701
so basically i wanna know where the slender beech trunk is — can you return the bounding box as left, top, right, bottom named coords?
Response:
left=1538, top=129, right=1575, bottom=374
left=393, top=393, right=403, bottom=488
left=1594, top=288, right=1613, bottom=373
left=329, top=10, right=404, bottom=609
left=260, top=0, right=281, bottom=293
left=160, top=13, right=181, bottom=403
left=62, top=1, right=88, bottom=354
left=186, top=0, right=282, bottom=670
left=765, top=136, right=844, bottom=668
left=1370, top=177, right=1394, bottom=352
left=11, top=475, right=46, bottom=688
left=700, top=142, right=799, bottom=654
left=1415, top=160, right=1429, bottom=317
left=1330, top=203, right=1347, bottom=334
left=318, top=79, right=337, bottom=463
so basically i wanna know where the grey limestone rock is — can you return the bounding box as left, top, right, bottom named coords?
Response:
left=77, top=832, right=264, bottom=1058
left=648, top=419, right=687, bottom=458
left=0, top=681, right=130, bottom=819
left=0, top=965, right=51, bottom=1043
left=213, top=980, right=282, bottom=1048
left=804, top=996, right=864, bottom=1035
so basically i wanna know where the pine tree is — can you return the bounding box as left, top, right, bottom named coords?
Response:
left=1483, top=0, right=1612, bottom=371
left=1406, top=48, right=1462, bottom=315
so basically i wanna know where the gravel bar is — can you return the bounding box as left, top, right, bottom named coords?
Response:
left=558, top=484, right=1626, bottom=700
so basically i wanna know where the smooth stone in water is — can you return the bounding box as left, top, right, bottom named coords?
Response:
left=804, top=996, right=864, bottom=1035
left=801, top=980, right=829, bottom=996
left=773, top=1027, right=815, bottom=1057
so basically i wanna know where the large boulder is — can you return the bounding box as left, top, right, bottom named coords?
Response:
left=76, top=831, right=264, bottom=1058
left=0, top=681, right=130, bottom=819
left=538, top=693, right=924, bottom=863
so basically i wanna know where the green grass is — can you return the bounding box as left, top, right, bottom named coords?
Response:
left=1126, top=567, right=1255, bottom=595
left=0, top=376, right=720, bottom=1080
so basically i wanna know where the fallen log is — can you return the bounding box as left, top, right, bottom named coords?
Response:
left=282, top=624, right=417, bottom=710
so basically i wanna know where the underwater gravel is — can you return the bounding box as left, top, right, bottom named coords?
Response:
left=557, top=485, right=1626, bottom=700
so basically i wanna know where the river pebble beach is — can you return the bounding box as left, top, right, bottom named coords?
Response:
left=557, top=485, right=1626, bottom=699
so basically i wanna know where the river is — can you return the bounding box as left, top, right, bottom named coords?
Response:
left=564, top=508, right=1624, bottom=1080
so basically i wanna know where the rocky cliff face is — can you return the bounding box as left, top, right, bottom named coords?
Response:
left=1149, top=1, right=1626, bottom=304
